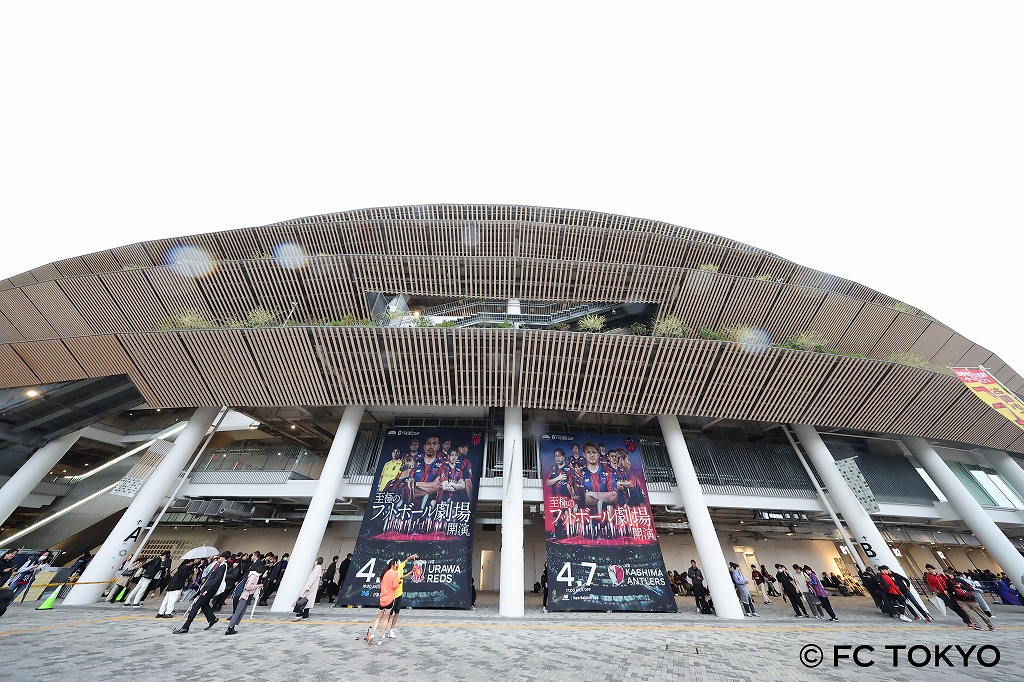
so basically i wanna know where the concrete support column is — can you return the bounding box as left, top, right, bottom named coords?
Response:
left=64, top=407, right=221, bottom=605
left=499, top=406, right=525, bottom=617
left=792, top=425, right=916, bottom=581
left=272, top=404, right=364, bottom=612
left=658, top=415, right=744, bottom=619
left=904, top=437, right=1024, bottom=594
left=981, top=448, right=1024, bottom=505
left=0, top=430, right=83, bottom=526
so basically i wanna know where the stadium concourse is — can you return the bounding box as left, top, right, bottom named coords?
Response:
left=1, top=205, right=1023, bottom=628
left=1, top=590, right=1022, bottom=682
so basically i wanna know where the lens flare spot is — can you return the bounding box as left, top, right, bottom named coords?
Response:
left=274, top=242, right=308, bottom=269
left=737, top=327, right=772, bottom=353
left=165, top=245, right=216, bottom=278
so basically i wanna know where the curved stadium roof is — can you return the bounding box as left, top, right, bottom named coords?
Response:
left=0, top=204, right=1021, bottom=453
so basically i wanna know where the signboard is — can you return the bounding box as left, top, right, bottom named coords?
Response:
left=338, top=428, right=484, bottom=608
left=110, top=441, right=173, bottom=497
left=952, top=367, right=1024, bottom=430
left=834, top=456, right=880, bottom=514
left=540, top=434, right=676, bottom=612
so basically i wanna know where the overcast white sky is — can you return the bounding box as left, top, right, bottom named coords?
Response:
left=2, top=3, right=1022, bottom=375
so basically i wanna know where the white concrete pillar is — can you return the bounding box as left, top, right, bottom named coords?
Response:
left=904, top=436, right=1024, bottom=594
left=981, top=448, right=1024, bottom=505
left=658, top=415, right=745, bottom=619
left=499, top=406, right=525, bottom=617
left=64, top=407, right=220, bottom=605
left=792, top=425, right=925, bottom=602
left=272, top=404, right=364, bottom=612
left=0, top=430, right=83, bottom=526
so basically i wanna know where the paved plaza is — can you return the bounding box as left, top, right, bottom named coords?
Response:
left=0, top=591, right=1021, bottom=681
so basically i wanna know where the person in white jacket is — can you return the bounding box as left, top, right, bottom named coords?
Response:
left=294, top=557, right=324, bottom=621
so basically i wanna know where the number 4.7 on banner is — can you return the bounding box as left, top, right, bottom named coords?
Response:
left=557, top=561, right=597, bottom=586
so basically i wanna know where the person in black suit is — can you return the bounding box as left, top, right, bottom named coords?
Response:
left=174, top=552, right=230, bottom=633
left=317, top=555, right=339, bottom=603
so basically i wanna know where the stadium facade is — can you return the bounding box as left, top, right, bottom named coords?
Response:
left=0, top=204, right=1022, bottom=618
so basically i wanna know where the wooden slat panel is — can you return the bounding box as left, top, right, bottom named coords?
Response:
left=58, top=276, right=130, bottom=335
left=29, top=263, right=61, bottom=282
left=0, top=345, right=39, bottom=387
left=0, top=289, right=56, bottom=340
left=869, top=312, right=930, bottom=360
left=12, top=340, right=86, bottom=383
left=177, top=330, right=274, bottom=407
left=835, top=304, right=898, bottom=357
left=20, top=281, right=95, bottom=337
left=100, top=270, right=172, bottom=331
left=118, top=333, right=215, bottom=407
left=63, top=335, right=153, bottom=399
left=799, top=358, right=891, bottom=426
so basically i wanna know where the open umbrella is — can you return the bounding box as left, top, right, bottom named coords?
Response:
left=181, top=545, right=220, bottom=560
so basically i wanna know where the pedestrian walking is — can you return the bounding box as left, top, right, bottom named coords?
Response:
left=225, top=555, right=264, bottom=635
left=803, top=566, right=838, bottom=621
left=775, top=564, right=808, bottom=617
left=729, top=562, right=758, bottom=617
left=294, top=557, right=324, bottom=620
left=173, top=551, right=230, bottom=634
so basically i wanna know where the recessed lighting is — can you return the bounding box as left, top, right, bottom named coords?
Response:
left=290, top=425, right=296, bottom=430
left=25, top=389, right=40, bottom=398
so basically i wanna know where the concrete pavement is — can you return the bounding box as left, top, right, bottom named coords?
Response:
left=1, top=591, right=1021, bottom=681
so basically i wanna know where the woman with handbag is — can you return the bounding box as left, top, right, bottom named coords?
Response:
left=293, top=556, right=324, bottom=621
left=106, top=559, right=142, bottom=603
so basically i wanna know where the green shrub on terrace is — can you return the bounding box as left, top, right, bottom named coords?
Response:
left=415, top=316, right=434, bottom=327
left=437, top=320, right=457, bottom=328
left=890, top=302, right=919, bottom=315
left=697, top=263, right=720, bottom=272
left=753, top=274, right=773, bottom=281
left=578, top=314, right=606, bottom=333
left=161, top=310, right=215, bottom=330
left=783, top=331, right=828, bottom=352
left=886, top=351, right=932, bottom=369
left=246, top=307, right=278, bottom=327
left=698, top=326, right=728, bottom=341
left=629, top=322, right=649, bottom=336
left=652, top=316, right=687, bottom=338
left=551, top=323, right=571, bottom=331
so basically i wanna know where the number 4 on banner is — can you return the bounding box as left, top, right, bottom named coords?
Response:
left=557, top=561, right=597, bottom=586
left=356, top=558, right=377, bottom=581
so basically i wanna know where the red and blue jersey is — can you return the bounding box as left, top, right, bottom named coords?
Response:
left=615, top=468, right=645, bottom=505
left=441, top=457, right=474, bottom=501
left=548, top=463, right=571, bottom=497
left=414, top=455, right=444, bottom=484
left=580, top=467, right=614, bottom=495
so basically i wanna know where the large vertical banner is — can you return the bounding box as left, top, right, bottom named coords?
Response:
left=952, top=367, right=1024, bottom=430
left=541, top=434, right=676, bottom=612
left=338, top=428, right=484, bottom=608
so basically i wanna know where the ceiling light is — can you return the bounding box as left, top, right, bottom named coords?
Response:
left=24, top=389, right=40, bottom=398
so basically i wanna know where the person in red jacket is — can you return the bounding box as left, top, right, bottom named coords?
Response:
left=877, top=566, right=912, bottom=622
left=924, top=564, right=974, bottom=629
